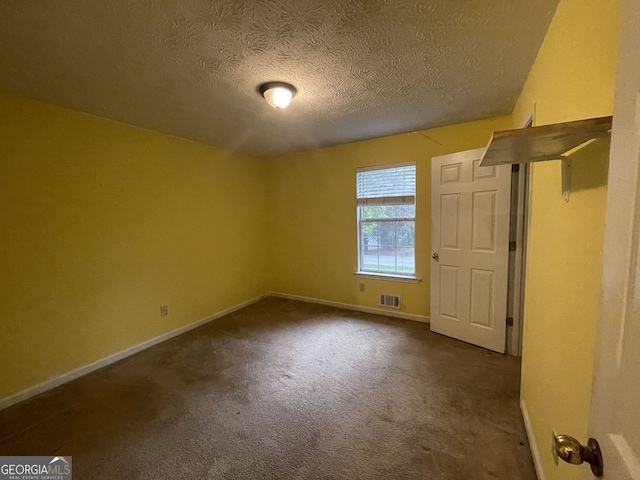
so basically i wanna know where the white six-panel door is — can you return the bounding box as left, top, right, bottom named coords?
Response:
left=430, top=148, right=512, bottom=353
left=589, top=0, right=640, bottom=477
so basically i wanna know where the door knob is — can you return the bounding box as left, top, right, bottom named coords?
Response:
left=432, top=253, right=439, bottom=261
left=552, top=434, right=603, bottom=477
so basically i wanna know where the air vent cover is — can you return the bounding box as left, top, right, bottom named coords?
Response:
left=380, top=294, right=401, bottom=309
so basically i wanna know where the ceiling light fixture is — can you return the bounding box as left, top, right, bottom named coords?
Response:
left=259, top=82, right=296, bottom=110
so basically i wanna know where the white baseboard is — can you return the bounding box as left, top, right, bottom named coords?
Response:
left=269, top=292, right=430, bottom=324
left=1, top=292, right=428, bottom=411
left=0, top=294, right=265, bottom=412
left=521, top=399, right=546, bottom=480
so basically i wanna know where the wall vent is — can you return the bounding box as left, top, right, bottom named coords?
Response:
left=379, top=294, right=401, bottom=309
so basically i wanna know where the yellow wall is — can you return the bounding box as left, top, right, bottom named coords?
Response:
left=0, top=92, right=269, bottom=400
left=513, top=0, right=619, bottom=479
left=267, top=116, right=513, bottom=316
left=0, top=10, right=620, bottom=465
left=1, top=89, right=512, bottom=402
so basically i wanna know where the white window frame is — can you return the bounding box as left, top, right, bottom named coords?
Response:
left=356, top=162, right=416, bottom=278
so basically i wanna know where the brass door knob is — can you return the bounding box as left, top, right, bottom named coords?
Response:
left=552, top=434, right=603, bottom=477
left=432, top=253, right=439, bottom=261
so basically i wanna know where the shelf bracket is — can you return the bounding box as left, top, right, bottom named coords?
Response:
left=560, top=137, right=604, bottom=203
left=561, top=155, right=571, bottom=203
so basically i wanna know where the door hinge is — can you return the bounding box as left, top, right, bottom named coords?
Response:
left=506, top=317, right=514, bottom=326
left=509, top=241, right=517, bottom=251
left=512, top=164, right=520, bottom=172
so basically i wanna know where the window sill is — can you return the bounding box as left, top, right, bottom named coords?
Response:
left=354, top=272, right=422, bottom=284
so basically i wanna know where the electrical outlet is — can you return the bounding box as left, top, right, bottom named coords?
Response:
left=160, top=305, right=169, bottom=316
left=359, top=283, right=366, bottom=292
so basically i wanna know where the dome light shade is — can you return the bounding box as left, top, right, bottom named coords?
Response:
left=259, top=82, right=296, bottom=110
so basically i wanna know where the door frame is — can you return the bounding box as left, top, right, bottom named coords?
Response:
left=507, top=112, right=534, bottom=356
left=587, top=1, right=640, bottom=476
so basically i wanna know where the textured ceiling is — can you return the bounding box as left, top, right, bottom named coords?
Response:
left=0, top=0, right=559, bottom=157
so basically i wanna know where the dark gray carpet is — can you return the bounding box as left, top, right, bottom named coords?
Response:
left=0, top=298, right=536, bottom=479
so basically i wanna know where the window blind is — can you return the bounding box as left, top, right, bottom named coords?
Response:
left=356, top=164, right=416, bottom=206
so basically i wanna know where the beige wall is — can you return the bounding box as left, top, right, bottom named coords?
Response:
left=267, top=116, right=513, bottom=316
left=513, top=0, right=620, bottom=479
left=0, top=92, right=270, bottom=400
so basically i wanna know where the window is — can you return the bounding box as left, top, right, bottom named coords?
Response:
left=357, top=163, right=416, bottom=276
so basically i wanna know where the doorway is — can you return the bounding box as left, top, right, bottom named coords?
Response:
left=506, top=161, right=531, bottom=356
